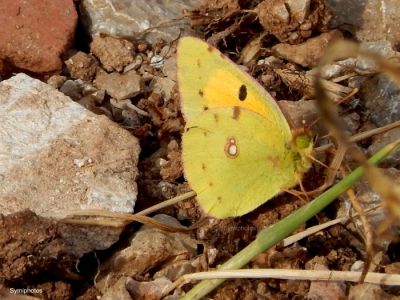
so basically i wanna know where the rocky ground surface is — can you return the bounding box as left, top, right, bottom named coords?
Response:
left=0, top=0, right=400, bottom=299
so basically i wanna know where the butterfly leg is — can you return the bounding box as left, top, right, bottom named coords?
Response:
left=306, top=143, right=347, bottom=196
left=282, top=174, right=310, bottom=203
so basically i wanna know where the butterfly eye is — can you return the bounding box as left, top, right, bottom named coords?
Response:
left=295, top=135, right=311, bottom=149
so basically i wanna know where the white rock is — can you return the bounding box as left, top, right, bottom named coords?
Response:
left=0, top=73, right=140, bottom=218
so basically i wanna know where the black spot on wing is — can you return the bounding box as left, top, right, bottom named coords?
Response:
left=198, top=89, right=204, bottom=97
left=238, top=84, right=247, bottom=101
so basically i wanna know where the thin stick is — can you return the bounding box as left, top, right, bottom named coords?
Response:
left=282, top=217, right=346, bottom=247
left=167, top=269, right=400, bottom=295
left=136, top=191, right=196, bottom=216
left=61, top=191, right=197, bottom=232
left=341, top=168, right=373, bottom=282
left=331, top=73, right=358, bottom=83
left=316, top=120, right=400, bottom=153
left=281, top=204, right=380, bottom=247
left=61, top=209, right=192, bottom=232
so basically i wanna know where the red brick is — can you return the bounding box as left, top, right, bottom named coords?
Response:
left=0, top=0, right=77, bottom=73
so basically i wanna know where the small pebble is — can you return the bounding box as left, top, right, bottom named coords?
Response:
left=150, top=55, right=165, bottom=69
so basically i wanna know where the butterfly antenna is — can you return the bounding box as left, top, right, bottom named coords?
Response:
left=277, top=101, right=297, bottom=130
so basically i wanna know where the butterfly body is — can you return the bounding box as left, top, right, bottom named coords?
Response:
left=177, top=37, right=312, bottom=218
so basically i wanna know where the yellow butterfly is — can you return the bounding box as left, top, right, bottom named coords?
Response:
left=177, top=37, right=312, bottom=218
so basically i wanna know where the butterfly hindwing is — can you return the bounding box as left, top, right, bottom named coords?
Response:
left=182, top=107, right=297, bottom=218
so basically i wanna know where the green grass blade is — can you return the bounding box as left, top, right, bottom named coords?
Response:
left=181, top=140, right=400, bottom=300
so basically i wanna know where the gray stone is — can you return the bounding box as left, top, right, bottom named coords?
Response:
left=123, top=55, right=143, bottom=73
left=361, top=40, right=400, bottom=59
left=80, top=0, right=200, bottom=43
left=95, top=70, right=142, bottom=100
left=59, top=79, right=84, bottom=101
left=101, top=277, right=132, bottom=300
left=0, top=73, right=140, bottom=218
left=278, top=100, right=318, bottom=128
left=152, top=76, right=176, bottom=101
left=150, top=55, right=165, bottom=69
left=342, top=112, right=361, bottom=135
left=47, top=75, right=67, bottom=89
left=286, top=0, right=310, bottom=23
left=368, top=127, right=400, bottom=167
left=356, top=40, right=400, bottom=73
left=96, top=214, right=198, bottom=294
left=272, top=30, right=343, bottom=68
left=338, top=168, right=400, bottom=250
left=326, top=0, right=400, bottom=47
left=306, top=257, right=346, bottom=299
left=162, top=55, right=177, bottom=81
left=361, top=73, right=400, bottom=127
left=126, top=277, right=173, bottom=300
left=349, top=283, right=395, bottom=300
